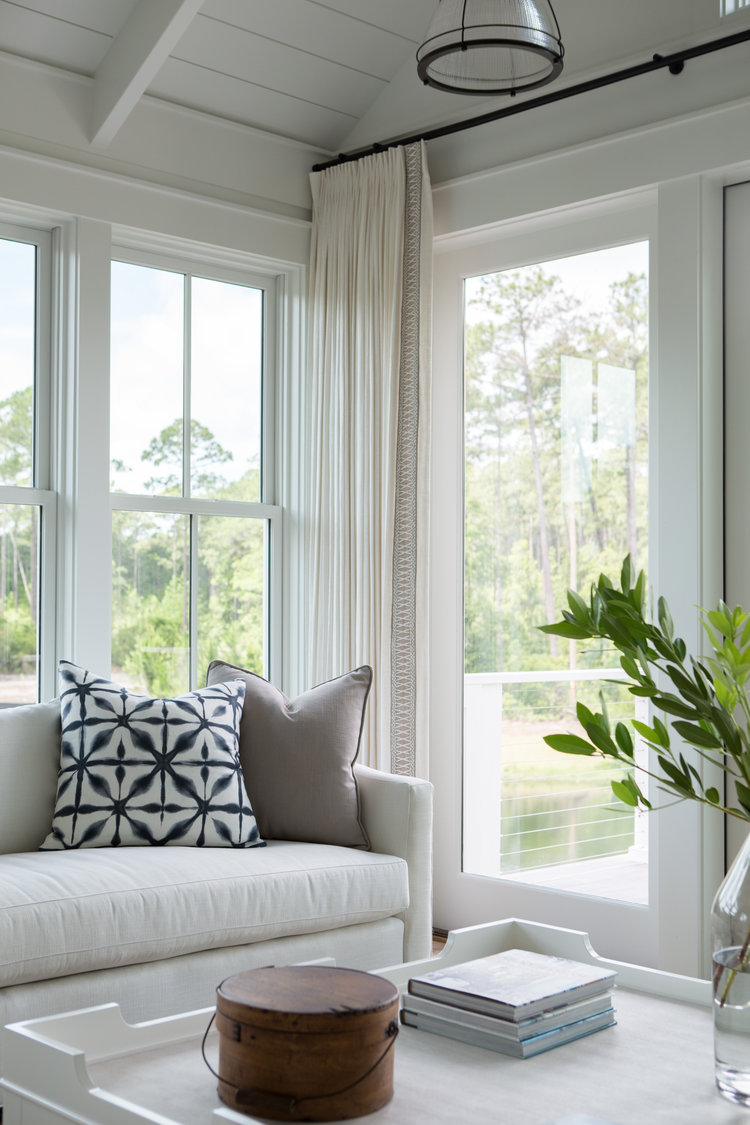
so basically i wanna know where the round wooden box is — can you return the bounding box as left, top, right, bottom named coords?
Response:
left=214, top=965, right=400, bottom=1121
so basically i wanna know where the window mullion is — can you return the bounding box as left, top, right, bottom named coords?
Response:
left=189, top=513, right=199, bottom=690
left=183, top=273, right=192, bottom=500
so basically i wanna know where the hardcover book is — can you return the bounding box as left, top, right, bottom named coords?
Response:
left=402, top=989, right=614, bottom=1040
left=407, top=948, right=617, bottom=1021
left=400, top=1005, right=617, bottom=1058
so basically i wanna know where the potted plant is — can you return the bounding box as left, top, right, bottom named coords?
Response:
left=540, top=556, right=750, bottom=1106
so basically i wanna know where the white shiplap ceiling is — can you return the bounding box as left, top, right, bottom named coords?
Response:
left=0, top=0, right=747, bottom=157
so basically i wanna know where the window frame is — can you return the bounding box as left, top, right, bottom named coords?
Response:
left=429, top=188, right=721, bottom=973
left=109, top=244, right=282, bottom=690
left=0, top=221, right=56, bottom=705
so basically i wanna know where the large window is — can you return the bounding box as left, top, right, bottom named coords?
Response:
left=0, top=225, right=53, bottom=705
left=463, top=243, right=650, bottom=904
left=110, top=255, right=278, bottom=696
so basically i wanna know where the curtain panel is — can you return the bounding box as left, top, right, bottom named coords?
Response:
left=307, top=142, right=432, bottom=777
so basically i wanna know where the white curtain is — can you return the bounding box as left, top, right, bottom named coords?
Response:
left=307, top=142, right=432, bottom=777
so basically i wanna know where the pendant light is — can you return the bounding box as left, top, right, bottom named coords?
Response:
left=417, top=0, right=564, bottom=95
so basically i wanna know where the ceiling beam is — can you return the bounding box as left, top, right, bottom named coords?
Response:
left=90, top=0, right=204, bottom=147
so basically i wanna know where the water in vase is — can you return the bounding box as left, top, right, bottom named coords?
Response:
left=714, top=946, right=750, bottom=1105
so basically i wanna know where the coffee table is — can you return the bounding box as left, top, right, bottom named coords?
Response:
left=0, top=918, right=732, bottom=1125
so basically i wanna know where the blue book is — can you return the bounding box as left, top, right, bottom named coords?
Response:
left=400, top=1004, right=617, bottom=1057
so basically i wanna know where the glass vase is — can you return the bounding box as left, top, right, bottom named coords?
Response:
left=712, top=831, right=750, bottom=1105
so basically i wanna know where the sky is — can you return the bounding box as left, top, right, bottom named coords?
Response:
left=465, top=240, right=649, bottom=327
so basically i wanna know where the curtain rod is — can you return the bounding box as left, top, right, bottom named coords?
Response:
left=312, top=26, right=750, bottom=173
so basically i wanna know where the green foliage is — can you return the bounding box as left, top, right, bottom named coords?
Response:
left=0, top=606, right=35, bottom=673
left=541, top=556, right=750, bottom=822
left=464, top=263, right=649, bottom=678
left=111, top=459, right=265, bottom=696
left=0, top=386, right=32, bottom=487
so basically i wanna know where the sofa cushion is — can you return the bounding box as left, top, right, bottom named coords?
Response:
left=0, top=700, right=61, bottom=852
left=206, top=661, right=371, bottom=849
left=42, top=662, right=264, bottom=850
left=0, top=842, right=409, bottom=986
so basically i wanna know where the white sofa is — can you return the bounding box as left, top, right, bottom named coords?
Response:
left=0, top=697, right=433, bottom=1080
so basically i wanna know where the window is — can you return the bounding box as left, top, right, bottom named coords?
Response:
left=463, top=243, right=649, bottom=904
left=0, top=224, right=53, bottom=705
left=722, top=0, right=750, bottom=14
left=109, top=255, right=278, bottom=696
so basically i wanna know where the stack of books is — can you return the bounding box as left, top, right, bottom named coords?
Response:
left=401, top=947, right=617, bottom=1058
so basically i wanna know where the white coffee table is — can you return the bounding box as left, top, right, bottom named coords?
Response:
left=0, top=918, right=732, bottom=1125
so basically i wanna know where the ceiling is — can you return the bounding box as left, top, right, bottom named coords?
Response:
left=0, top=0, right=747, bottom=157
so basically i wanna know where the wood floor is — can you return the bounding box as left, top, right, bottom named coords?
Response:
left=431, top=930, right=447, bottom=956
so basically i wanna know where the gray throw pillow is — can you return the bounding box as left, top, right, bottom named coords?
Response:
left=42, top=661, right=265, bottom=850
left=205, top=661, right=372, bottom=848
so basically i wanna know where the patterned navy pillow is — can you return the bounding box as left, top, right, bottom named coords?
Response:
left=41, top=662, right=265, bottom=850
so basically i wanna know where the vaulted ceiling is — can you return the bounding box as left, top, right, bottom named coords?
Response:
left=0, top=0, right=747, bottom=158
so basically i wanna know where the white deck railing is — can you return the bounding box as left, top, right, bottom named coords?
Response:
left=463, top=669, right=648, bottom=881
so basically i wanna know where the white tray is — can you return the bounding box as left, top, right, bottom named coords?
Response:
left=0, top=918, right=728, bottom=1125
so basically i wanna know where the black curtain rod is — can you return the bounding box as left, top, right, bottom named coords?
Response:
left=312, top=26, right=750, bottom=173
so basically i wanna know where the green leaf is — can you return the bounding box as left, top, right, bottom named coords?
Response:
left=741, top=616, right=750, bottom=648
left=735, top=782, right=750, bottom=819
left=657, top=596, right=674, bottom=640
left=538, top=621, right=591, bottom=640
left=584, top=723, right=617, bottom=756
left=657, top=755, right=691, bottom=790
left=611, top=779, right=639, bottom=807
left=621, top=555, right=635, bottom=594
left=543, top=734, right=596, bottom=756
left=652, top=695, right=697, bottom=719
left=705, top=787, right=721, bottom=805
left=672, top=720, right=723, bottom=750
left=615, top=721, right=634, bottom=757
left=620, top=654, right=641, bottom=681
left=664, top=664, right=706, bottom=704
left=653, top=716, right=671, bottom=747
left=707, top=609, right=733, bottom=639
left=566, top=589, right=590, bottom=623
left=631, top=719, right=664, bottom=748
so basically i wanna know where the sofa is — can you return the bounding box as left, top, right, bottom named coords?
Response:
left=0, top=665, right=433, bottom=1087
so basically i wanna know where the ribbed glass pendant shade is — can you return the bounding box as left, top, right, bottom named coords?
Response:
left=417, top=0, right=564, bottom=95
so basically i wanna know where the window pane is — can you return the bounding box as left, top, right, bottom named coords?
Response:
left=0, top=504, right=39, bottom=703
left=0, top=239, right=36, bottom=487
left=196, top=515, right=265, bottom=678
left=463, top=242, right=649, bottom=903
left=191, top=278, right=263, bottom=501
left=110, top=262, right=184, bottom=495
left=111, top=510, right=189, bottom=696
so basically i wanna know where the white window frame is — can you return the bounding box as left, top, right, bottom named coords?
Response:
left=0, top=221, right=56, bottom=705
left=109, top=244, right=282, bottom=688
left=430, top=186, right=723, bottom=975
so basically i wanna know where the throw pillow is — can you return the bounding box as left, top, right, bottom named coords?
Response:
left=41, top=662, right=265, bottom=850
left=205, top=661, right=372, bottom=848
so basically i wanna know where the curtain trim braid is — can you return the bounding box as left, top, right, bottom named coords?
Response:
left=390, top=143, right=423, bottom=776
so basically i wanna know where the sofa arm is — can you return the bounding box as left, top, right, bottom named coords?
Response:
left=355, top=765, right=433, bottom=964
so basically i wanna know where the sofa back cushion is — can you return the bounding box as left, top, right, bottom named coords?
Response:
left=0, top=700, right=61, bottom=852
left=206, top=662, right=371, bottom=848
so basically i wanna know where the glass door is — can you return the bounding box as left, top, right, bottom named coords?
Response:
left=462, top=244, right=649, bottom=905
left=429, top=191, right=720, bottom=973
